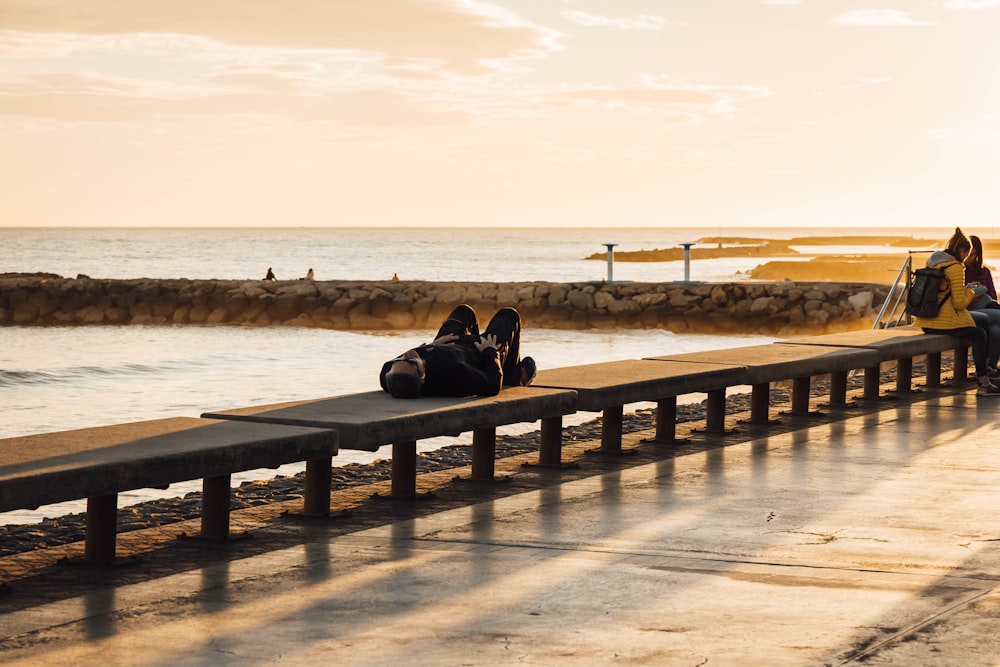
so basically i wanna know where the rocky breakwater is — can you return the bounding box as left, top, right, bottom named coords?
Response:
left=0, top=274, right=891, bottom=335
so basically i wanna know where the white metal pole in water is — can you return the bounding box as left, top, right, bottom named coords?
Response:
left=679, top=243, right=695, bottom=282
left=603, top=243, right=617, bottom=282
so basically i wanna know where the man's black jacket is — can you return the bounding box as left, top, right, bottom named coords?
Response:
left=379, top=341, right=502, bottom=397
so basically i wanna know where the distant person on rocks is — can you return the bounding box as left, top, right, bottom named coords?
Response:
left=379, top=304, right=537, bottom=399
left=913, top=227, right=1000, bottom=395
left=264, top=267, right=276, bottom=281
left=303, top=268, right=315, bottom=281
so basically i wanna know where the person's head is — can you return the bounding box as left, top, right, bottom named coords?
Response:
left=968, top=235, right=985, bottom=271
left=384, top=351, right=425, bottom=399
left=945, top=227, right=971, bottom=261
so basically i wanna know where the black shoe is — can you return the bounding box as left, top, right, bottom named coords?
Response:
left=978, top=381, right=1000, bottom=396
left=519, top=357, right=537, bottom=386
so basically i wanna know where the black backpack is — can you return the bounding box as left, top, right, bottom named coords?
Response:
left=906, top=267, right=951, bottom=318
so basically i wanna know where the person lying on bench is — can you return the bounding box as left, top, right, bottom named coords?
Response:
left=379, top=304, right=536, bottom=398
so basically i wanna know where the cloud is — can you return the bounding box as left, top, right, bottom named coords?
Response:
left=555, top=80, right=773, bottom=123
left=0, top=74, right=474, bottom=126
left=561, top=10, right=667, bottom=30
left=561, top=87, right=720, bottom=106
left=943, top=0, right=1000, bottom=8
left=0, top=0, right=562, bottom=75
left=845, top=76, right=893, bottom=88
left=930, top=127, right=1000, bottom=140
left=0, top=10, right=559, bottom=126
left=832, top=9, right=937, bottom=26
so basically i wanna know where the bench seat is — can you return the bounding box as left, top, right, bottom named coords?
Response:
left=202, top=388, right=577, bottom=497
left=0, top=417, right=338, bottom=563
left=532, top=360, right=748, bottom=454
left=775, top=327, right=967, bottom=396
left=647, top=344, right=881, bottom=425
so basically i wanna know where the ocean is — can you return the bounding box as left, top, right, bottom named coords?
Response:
left=1, top=225, right=929, bottom=525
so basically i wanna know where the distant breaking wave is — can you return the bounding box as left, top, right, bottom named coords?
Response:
left=0, top=361, right=194, bottom=388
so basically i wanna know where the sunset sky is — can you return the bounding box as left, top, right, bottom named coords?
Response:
left=3, top=1, right=1000, bottom=229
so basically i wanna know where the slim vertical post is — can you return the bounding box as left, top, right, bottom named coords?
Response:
left=679, top=243, right=695, bottom=282
left=603, top=244, right=617, bottom=282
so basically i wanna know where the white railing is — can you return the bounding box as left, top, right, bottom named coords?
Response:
left=872, top=250, right=937, bottom=329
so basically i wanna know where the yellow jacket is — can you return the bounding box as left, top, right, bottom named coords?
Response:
left=912, top=252, right=976, bottom=330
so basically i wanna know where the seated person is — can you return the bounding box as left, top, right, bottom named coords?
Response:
left=380, top=304, right=536, bottom=398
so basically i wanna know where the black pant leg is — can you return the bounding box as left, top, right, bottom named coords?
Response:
left=484, top=308, right=521, bottom=385
left=435, top=304, right=480, bottom=340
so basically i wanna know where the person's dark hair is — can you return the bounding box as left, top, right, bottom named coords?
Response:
left=385, top=370, right=422, bottom=399
left=945, top=227, right=971, bottom=259
left=968, top=235, right=985, bottom=273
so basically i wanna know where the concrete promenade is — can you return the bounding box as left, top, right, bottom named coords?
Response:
left=2, top=380, right=1000, bottom=665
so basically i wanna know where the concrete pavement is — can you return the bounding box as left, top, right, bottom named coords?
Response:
left=2, top=383, right=1000, bottom=665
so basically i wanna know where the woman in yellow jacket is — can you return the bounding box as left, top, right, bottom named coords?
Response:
left=914, top=227, right=1000, bottom=395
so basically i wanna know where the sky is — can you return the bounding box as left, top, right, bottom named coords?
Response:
left=2, top=1, right=1000, bottom=229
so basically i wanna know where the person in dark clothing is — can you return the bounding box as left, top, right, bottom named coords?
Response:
left=966, top=235, right=999, bottom=307
left=380, top=304, right=537, bottom=399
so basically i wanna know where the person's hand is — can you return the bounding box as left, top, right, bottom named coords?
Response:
left=475, top=334, right=498, bottom=352
left=432, top=333, right=459, bottom=345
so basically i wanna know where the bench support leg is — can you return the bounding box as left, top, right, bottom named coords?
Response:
left=471, top=428, right=497, bottom=481
left=538, top=416, right=563, bottom=466
left=84, top=493, right=118, bottom=564
left=829, top=371, right=848, bottom=407
left=863, top=365, right=881, bottom=399
left=391, top=440, right=417, bottom=498
left=791, top=377, right=811, bottom=415
left=954, top=345, right=969, bottom=381
left=750, top=383, right=770, bottom=424
left=303, top=457, right=333, bottom=516
left=896, top=357, right=913, bottom=393
left=202, top=474, right=231, bottom=539
left=926, top=352, right=942, bottom=387
left=705, top=389, right=726, bottom=431
left=600, top=406, right=624, bottom=455
left=654, top=397, right=677, bottom=442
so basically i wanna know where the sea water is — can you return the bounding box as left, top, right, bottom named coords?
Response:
left=1, top=225, right=931, bottom=525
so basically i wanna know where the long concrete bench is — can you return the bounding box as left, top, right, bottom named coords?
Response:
left=774, top=327, right=967, bottom=398
left=0, top=418, right=338, bottom=564
left=646, top=344, right=882, bottom=426
left=531, top=360, right=748, bottom=456
left=202, top=388, right=577, bottom=498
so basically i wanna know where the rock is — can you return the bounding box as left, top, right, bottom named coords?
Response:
left=567, top=289, right=595, bottom=311
left=847, top=291, right=874, bottom=313
left=0, top=276, right=892, bottom=336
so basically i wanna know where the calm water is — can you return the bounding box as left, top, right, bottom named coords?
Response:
left=2, top=225, right=925, bottom=525
left=1, top=226, right=933, bottom=283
